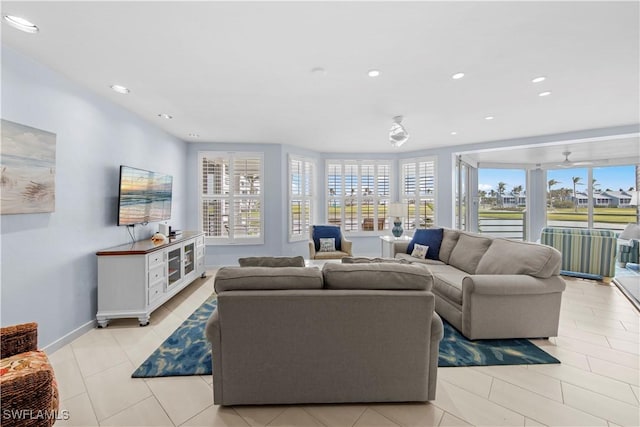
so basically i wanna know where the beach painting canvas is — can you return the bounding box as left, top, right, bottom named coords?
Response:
left=1, top=119, right=56, bottom=214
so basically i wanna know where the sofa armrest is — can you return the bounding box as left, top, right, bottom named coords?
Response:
left=308, top=241, right=317, bottom=259
left=341, top=238, right=353, bottom=256
left=0, top=322, right=38, bottom=358
left=463, top=275, right=566, bottom=296
left=393, top=241, right=410, bottom=257
left=205, top=310, right=223, bottom=404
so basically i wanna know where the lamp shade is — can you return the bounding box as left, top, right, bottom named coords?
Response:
left=388, top=203, right=405, bottom=218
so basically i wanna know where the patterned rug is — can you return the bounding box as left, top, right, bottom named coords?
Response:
left=132, top=295, right=559, bottom=377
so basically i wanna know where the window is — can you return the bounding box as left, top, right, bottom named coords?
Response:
left=400, top=158, right=436, bottom=230
left=289, top=156, right=315, bottom=241
left=547, top=164, right=637, bottom=231
left=477, top=168, right=526, bottom=240
left=199, top=152, right=263, bottom=244
left=326, top=160, right=391, bottom=233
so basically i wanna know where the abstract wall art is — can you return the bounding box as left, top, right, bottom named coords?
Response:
left=1, top=119, right=56, bottom=214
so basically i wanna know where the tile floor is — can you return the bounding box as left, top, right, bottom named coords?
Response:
left=48, top=271, right=640, bottom=427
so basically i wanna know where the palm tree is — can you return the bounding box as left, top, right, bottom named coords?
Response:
left=512, top=185, right=523, bottom=207
left=497, top=182, right=507, bottom=207
left=592, top=178, right=600, bottom=193
left=572, top=176, right=584, bottom=212
left=548, top=179, right=560, bottom=208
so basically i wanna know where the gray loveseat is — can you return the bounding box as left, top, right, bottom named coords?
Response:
left=393, top=229, right=566, bottom=340
left=205, top=263, right=443, bottom=406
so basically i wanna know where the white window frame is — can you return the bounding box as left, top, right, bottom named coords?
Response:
left=288, top=155, right=315, bottom=242
left=400, top=156, right=437, bottom=230
left=325, top=159, right=393, bottom=236
left=198, top=151, right=264, bottom=245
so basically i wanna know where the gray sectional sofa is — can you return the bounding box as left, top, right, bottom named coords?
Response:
left=205, top=263, right=443, bottom=406
left=393, top=229, right=566, bottom=340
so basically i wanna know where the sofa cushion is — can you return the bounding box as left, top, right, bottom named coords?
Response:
left=312, top=226, right=342, bottom=251
left=411, top=243, right=429, bottom=259
left=313, top=251, right=350, bottom=260
left=214, top=267, right=323, bottom=292
left=407, top=228, right=444, bottom=260
left=395, top=254, right=445, bottom=265
left=342, top=257, right=409, bottom=264
left=238, top=256, right=305, bottom=267
left=448, top=233, right=493, bottom=274
left=322, top=263, right=432, bottom=290
left=476, top=238, right=561, bottom=278
left=439, top=229, right=460, bottom=264
left=319, top=238, right=336, bottom=252
left=432, top=270, right=469, bottom=306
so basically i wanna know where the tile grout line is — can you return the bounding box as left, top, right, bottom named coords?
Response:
left=486, top=377, right=608, bottom=426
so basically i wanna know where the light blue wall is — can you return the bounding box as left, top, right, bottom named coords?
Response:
left=1, top=47, right=188, bottom=348
left=3, top=43, right=638, bottom=349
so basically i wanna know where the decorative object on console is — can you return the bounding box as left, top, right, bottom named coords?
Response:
left=1, top=119, right=56, bottom=215
left=158, top=223, right=169, bottom=236
left=389, top=115, right=409, bottom=147
left=388, top=202, right=405, bottom=237
left=151, top=232, right=167, bottom=245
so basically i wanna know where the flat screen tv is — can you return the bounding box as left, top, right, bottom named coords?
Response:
left=117, top=165, right=173, bottom=226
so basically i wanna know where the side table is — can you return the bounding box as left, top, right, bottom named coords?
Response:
left=379, top=235, right=412, bottom=258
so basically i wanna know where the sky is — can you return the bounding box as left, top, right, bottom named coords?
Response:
left=479, top=165, right=637, bottom=194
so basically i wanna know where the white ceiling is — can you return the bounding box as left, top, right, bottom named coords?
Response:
left=2, top=1, right=639, bottom=157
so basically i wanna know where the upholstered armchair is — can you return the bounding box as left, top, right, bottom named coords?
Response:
left=1, top=323, right=59, bottom=427
left=309, top=225, right=353, bottom=259
left=618, top=223, right=640, bottom=267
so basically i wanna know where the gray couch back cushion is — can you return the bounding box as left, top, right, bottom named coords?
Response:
left=238, top=256, right=305, bottom=267
left=475, top=238, right=561, bottom=278
left=342, top=257, right=409, bottom=264
left=448, top=233, right=493, bottom=274
left=323, top=263, right=432, bottom=290
left=438, top=229, right=461, bottom=264
left=215, top=267, right=323, bottom=293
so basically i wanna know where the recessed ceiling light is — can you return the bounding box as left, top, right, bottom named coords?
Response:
left=538, top=91, right=552, bottom=97
left=110, top=84, right=130, bottom=94
left=532, top=76, right=546, bottom=83
left=485, top=116, right=494, bottom=120
left=451, top=131, right=458, bottom=135
left=368, top=69, right=380, bottom=77
left=158, top=113, right=173, bottom=119
left=452, top=72, right=465, bottom=80
left=3, top=15, right=39, bottom=33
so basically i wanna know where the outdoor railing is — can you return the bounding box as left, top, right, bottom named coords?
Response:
left=478, top=216, right=525, bottom=240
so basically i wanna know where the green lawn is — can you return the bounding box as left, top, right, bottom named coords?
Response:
left=479, top=207, right=636, bottom=224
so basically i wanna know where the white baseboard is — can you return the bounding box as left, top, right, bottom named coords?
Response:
left=43, top=320, right=96, bottom=354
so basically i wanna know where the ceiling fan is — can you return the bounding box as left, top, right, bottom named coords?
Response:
left=556, top=151, right=595, bottom=168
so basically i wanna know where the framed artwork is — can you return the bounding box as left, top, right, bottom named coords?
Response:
left=1, top=119, right=56, bottom=214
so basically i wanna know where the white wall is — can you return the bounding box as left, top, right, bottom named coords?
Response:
left=1, top=47, right=188, bottom=348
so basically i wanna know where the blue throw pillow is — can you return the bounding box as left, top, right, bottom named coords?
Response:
left=313, top=226, right=342, bottom=251
left=407, top=228, right=443, bottom=260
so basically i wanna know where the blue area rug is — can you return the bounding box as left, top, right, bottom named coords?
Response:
left=438, top=320, right=560, bottom=367
left=132, top=295, right=559, bottom=377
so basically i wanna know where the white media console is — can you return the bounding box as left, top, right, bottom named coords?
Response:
left=96, top=231, right=206, bottom=327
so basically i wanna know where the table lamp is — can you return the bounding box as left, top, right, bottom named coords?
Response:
left=388, top=203, right=405, bottom=238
